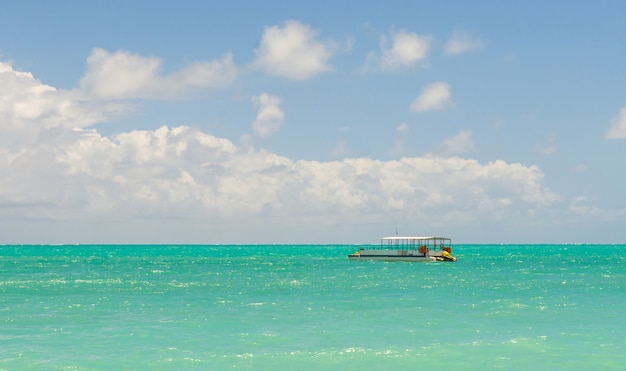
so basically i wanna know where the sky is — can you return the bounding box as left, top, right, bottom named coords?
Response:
left=1, top=1, right=625, bottom=244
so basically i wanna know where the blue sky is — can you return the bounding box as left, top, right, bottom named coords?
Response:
left=1, top=1, right=625, bottom=244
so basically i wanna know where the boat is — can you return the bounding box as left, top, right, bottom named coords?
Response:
left=348, top=236, right=456, bottom=262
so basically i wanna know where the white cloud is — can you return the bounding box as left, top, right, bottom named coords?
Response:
left=444, top=31, right=484, bottom=55
left=605, top=107, right=626, bottom=139
left=381, top=30, right=430, bottom=68
left=253, top=20, right=334, bottom=80
left=440, top=129, right=475, bottom=155
left=79, top=48, right=237, bottom=99
left=0, top=61, right=125, bottom=150
left=410, top=81, right=452, bottom=112
left=366, top=30, right=430, bottom=71
left=252, top=93, right=285, bottom=137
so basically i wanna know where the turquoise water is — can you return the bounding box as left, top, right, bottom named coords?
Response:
left=1, top=244, right=624, bottom=370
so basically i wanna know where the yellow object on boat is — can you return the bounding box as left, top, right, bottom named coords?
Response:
left=441, top=250, right=456, bottom=261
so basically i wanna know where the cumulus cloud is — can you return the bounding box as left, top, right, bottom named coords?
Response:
left=253, top=20, right=334, bottom=80
left=605, top=107, right=626, bottom=139
left=410, top=81, right=452, bottom=112
left=366, top=30, right=430, bottom=71
left=252, top=93, right=285, bottom=137
left=15, top=126, right=558, bottom=219
left=444, top=31, right=484, bottom=55
left=0, top=61, right=126, bottom=149
left=79, top=48, right=237, bottom=99
left=440, top=129, right=475, bottom=155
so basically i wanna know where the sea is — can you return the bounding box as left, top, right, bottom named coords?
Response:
left=0, top=244, right=624, bottom=370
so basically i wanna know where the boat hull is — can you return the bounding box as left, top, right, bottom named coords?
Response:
left=348, top=249, right=456, bottom=262
left=348, top=254, right=437, bottom=262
